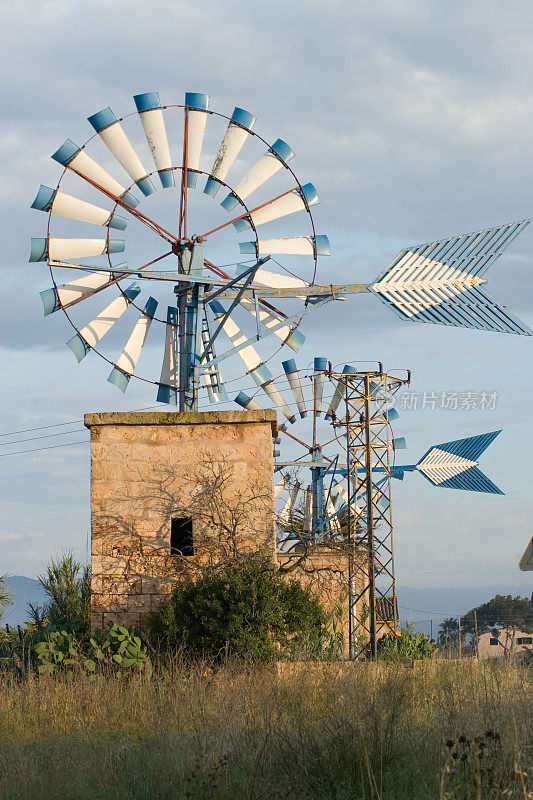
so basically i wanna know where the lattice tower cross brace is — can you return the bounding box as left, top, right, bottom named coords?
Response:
left=332, top=367, right=410, bottom=658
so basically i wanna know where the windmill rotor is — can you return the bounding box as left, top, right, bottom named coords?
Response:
left=31, top=91, right=331, bottom=410
left=233, top=357, right=507, bottom=551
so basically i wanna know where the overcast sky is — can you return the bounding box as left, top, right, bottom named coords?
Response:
left=1, top=0, right=532, bottom=606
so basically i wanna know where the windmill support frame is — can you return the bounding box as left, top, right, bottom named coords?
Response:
left=329, top=365, right=410, bottom=659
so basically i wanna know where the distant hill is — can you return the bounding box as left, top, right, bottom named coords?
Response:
left=3, top=576, right=46, bottom=627
left=2, top=575, right=531, bottom=630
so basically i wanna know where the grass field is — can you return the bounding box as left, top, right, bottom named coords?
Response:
left=0, top=659, right=531, bottom=799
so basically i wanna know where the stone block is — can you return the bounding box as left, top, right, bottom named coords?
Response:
left=86, top=411, right=276, bottom=629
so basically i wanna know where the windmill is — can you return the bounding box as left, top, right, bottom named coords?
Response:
left=30, top=90, right=531, bottom=656
left=236, top=357, right=505, bottom=655
left=30, top=91, right=532, bottom=415
left=31, top=91, right=331, bottom=411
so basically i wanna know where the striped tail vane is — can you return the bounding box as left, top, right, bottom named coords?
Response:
left=395, top=430, right=504, bottom=494
left=369, top=222, right=532, bottom=335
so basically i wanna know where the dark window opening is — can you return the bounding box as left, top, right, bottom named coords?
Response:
left=518, top=637, right=532, bottom=645
left=489, top=637, right=499, bottom=646
left=171, top=517, right=194, bottom=556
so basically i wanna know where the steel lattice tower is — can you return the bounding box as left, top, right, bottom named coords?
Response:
left=330, top=366, right=410, bottom=658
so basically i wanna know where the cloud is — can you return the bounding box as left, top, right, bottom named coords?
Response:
left=1, top=0, right=532, bottom=583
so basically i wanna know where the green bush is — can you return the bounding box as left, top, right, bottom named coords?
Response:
left=29, top=552, right=91, bottom=638
left=0, top=575, right=13, bottom=624
left=146, top=555, right=331, bottom=662
left=34, top=624, right=151, bottom=678
left=376, top=622, right=439, bottom=662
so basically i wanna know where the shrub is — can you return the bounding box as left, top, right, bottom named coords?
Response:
left=376, top=622, right=439, bottom=662
left=27, top=552, right=91, bottom=639
left=34, top=624, right=151, bottom=678
left=146, top=555, right=330, bottom=662
left=0, top=575, right=13, bottom=624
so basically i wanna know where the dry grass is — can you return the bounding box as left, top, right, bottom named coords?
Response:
left=0, top=659, right=531, bottom=799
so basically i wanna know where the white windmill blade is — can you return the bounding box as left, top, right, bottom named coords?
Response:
left=204, top=107, right=256, bottom=197
left=220, top=139, right=294, bottom=212
left=235, top=266, right=311, bottom=306
left=200, top=318, right=228, bottom=404
left=233, top=183, right=319, bottom=232
left=52, top=139, right=140, bottom=208
left=331, top=483, right=361, bottom=516
left=66, top=282, right=140, bottom=362
left=234, top=391, right=263, bottom=413
left=282, top=359, right=307, bottom=418
left=209, top=300, right=296, bottom=423
left=184, top=92, right=209, bottom=188
left=239, top=297, right=305, bottom=351
left=369, top=221, right=533, bottom=335
left=157, top=307, right=179, bottom=405
left=274, top=473, right=290, bottom=499
left=237, top=265, right=309, bottom=289
left=239, top=235, right=330, bottom=257
left=279, top=482, right=300, bottom=524
left=39, top=265, right=127, bottom=316
left=108, top=296, right=158, bottom=392
left=134, top=92, right=174, bottom=188
left=325, top=496, right=340, bottom=531
left=31, top=186, right=127, bottom=230
left=313, top=357, right=328, bottom=415
left=303, top=487, right=312, bottom=532
left=30, top=237, right=125, bottom=262
left=324, top=364, right=357, bottom=420
left=87, top=107, right=155, bottom=197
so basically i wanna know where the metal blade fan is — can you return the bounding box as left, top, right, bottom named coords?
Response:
left=31, top=91, right=330, bottom=410
left=234, top=357, right=505, bottom=551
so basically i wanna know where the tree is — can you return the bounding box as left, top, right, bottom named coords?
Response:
left=462, top=594, right=533, bottom=658
left=29, top=552, right=91, bottom=637
left=376, top=623, right=439, bottom=662
left=146, top=554, right=331, bottom=661
left=437, top=617, right=460, bottom=656
left=0, top=575, right=13, bottom=625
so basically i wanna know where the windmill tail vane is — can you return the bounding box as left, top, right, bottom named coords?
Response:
left=390, top=430, right=504, bottom=495
left=368, top=221, right=533, bottom=336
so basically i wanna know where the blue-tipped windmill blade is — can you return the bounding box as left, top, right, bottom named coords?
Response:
left=87, top=107, right=155, bottom=196
left=413, top=430, right=504, bottom=494
left=369, top=221, right=532, bottom=335
left=134, top=92, right=175, bottom=188
left=184, top=92, right=209, bottom=188
left=221, top=138, right=294, bottom=212
left=204, top=107, right=255, bottom=197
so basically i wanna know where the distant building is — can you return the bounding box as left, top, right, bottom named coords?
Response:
left=478, top=629, right=533, bottom=660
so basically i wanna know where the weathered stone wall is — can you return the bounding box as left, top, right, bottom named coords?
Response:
left=277, top=550, right=369, bottom=656
left=85, top=410, right=277, bottom=631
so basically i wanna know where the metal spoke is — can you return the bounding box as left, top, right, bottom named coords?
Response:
left=201, top=186, right=297, bottom=239
left=70, top=167, right=178, bottom=244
